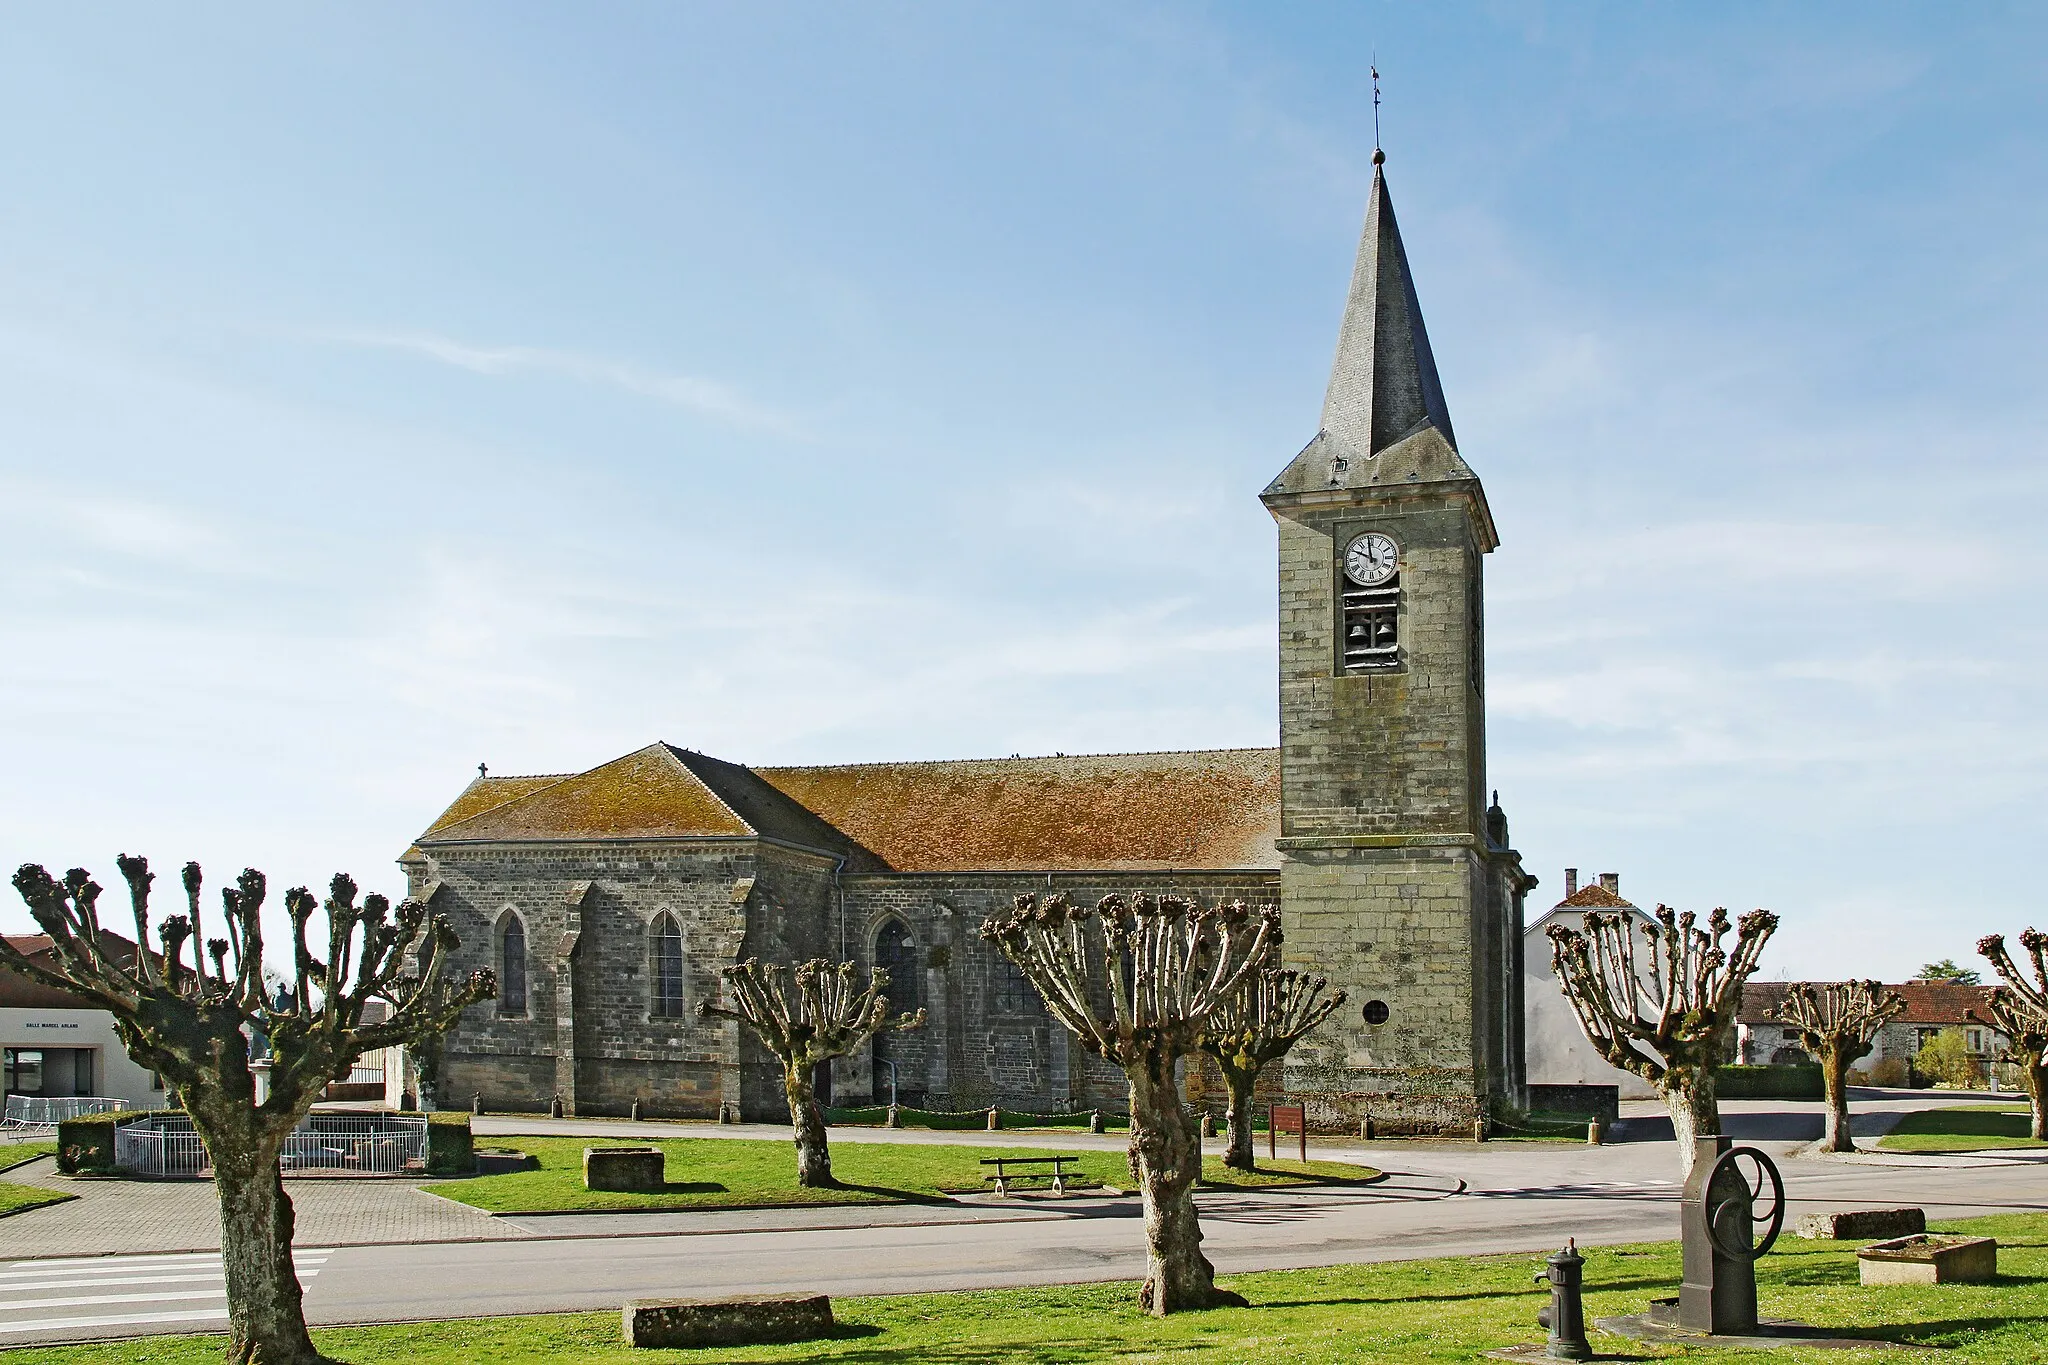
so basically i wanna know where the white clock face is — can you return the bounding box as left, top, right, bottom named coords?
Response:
left=1344, top=532, right=1399, bottom=587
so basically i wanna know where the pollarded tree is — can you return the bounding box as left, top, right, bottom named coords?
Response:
left=981, top=892, right=1278, bottom=1314
left=1769, top=980, right=1906, bottom=1152
left=1199, top=968, right=1345, bottom=1171
left=699, top=958, right=924, bottom=1187
left=1547, top=905, right=1778, bottom=1175
left=3, top=859, right=492, bottom=1365
left=1972, top=930, right=2048, bottom=1141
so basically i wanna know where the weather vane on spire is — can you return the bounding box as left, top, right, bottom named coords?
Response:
left=1371, top=59, right=1384, bottom=165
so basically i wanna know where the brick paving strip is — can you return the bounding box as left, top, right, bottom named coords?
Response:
left=0, top=1155, right=529, bottom=1258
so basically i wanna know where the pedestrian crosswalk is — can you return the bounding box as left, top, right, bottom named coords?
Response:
left=0, top=1249, right=330, bottom=1338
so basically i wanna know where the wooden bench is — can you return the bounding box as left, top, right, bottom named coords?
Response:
left=981, top=1154, right=1077, bottom=1196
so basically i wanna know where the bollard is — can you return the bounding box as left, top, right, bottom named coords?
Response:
left=986, top=1107, right=1000, bottom=1131
left=631, top=1098, right=643, bottom=1121
left=1533, top=1239, right=1592, bottom=1361
left=1586, top=1117, right=1603, bottom=1146
left=1200, top=1112, right=1216, bottom=1139
left=1473, top=1116, right=1489, bottom=1143
left=549, top=1093, right=565, bottom=1118
left=1360, top=1114, right=1375, bottom=1141
left=1089, top=1109, right=1105, bottom=1134
left=886, top=1104, right=902, bottom=1129
left=471, top=1092, right=483, bottom=1116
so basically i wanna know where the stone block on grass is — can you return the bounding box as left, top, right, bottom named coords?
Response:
left=1796, top=1208, right=1925, bottom=1241
left=623, top=1294, right=834, bottom=1348
left=585, top=1146, right=665, bottom=1192
left=1858, top=1234, right=1997, bottom=1285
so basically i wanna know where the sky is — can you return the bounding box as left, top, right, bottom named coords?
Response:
left=0, top=4, right=2043, bottom=984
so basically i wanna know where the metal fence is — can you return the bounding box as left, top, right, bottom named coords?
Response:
left=343, top=1059, right=386, bottom=1086
left=2, top=1095, right=126, bottom=1131
left=114, top=1112, right=428, bottom=1178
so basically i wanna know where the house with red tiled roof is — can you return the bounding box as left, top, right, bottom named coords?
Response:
left=1738, top=979, right=2006, bottom=1082
left=397, top=155, right=1542, bottom=1126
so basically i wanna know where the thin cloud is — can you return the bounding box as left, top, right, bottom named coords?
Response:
left=318, top=329, right=798, bottom=435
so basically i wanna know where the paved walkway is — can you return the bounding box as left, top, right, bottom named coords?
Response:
left=0, top=1155, right=521, bottom=1257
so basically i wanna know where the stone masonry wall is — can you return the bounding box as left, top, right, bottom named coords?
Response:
left=405, top=840, right=760, bottom=1117
left=838, top=872, right=1280, bottom=1114
left=1275, top=501, right=1487, bottom=840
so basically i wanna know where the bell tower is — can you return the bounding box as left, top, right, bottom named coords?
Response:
left=1262, top=150, right=1534, bottom=1122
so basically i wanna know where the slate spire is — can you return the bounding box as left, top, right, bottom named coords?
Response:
left=1320, top=151, right=1456, bottom=458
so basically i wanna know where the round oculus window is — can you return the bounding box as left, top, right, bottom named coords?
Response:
left=1362, top=999, right=1391, bottom=1026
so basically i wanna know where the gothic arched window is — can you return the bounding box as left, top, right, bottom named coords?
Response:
left=496, top=912, right=528, bottom=1018
left=650, top=914, right=686, bottom=1019
left=873, top=918, right=918, bottom=1013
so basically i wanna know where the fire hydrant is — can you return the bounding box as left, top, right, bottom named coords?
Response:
left=1533, top=1240, right=1591, bottom=1360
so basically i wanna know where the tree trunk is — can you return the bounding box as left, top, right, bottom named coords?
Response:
left=783, top=1063, right=834, bottom=1187
left=1127, top=1063, right=1240, bottom=1314
left=1820, top=1046, right=1856, bottom=1153
left=1221, top=1065, right=1257, bottom=1171
left=1664, top=1069, right=1721, bottom=1176
left=210, top=1131, right=319, bottom=1365
left=2025, top=1053, right=2048, bottom=1142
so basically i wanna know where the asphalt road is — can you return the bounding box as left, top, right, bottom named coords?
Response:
left=3, top=1094, right=2041, bottom=1349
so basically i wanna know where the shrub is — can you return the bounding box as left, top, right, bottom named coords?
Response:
left=1865, top=1056, right=1911, bottom=1087
left=1914, top=1028, right=1984, bottom=1089
left=425, top=1111, right=474, bottom=1175
left=1715, top=1064, right=1824, bottom=1100
left=55, top=1109, right=161, bottom=1174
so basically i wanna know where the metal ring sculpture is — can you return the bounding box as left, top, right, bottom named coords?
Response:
left=1704, top=1145, right=1785, bottom=1261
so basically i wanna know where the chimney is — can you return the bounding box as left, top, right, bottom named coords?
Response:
left=1599, top=872, right=1620, bottom=895
left=1564, top=868, right=1578, bottom=897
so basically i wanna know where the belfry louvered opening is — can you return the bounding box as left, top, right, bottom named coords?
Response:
left=1342, top=574, right=1400, bottom=671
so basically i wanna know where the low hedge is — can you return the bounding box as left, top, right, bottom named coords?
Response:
left=1716, top=1063, right=1825, bottom=1100
left=55, top=1109, right=163, bottom=1174
left=425, top=1110, right=474, bottom=1175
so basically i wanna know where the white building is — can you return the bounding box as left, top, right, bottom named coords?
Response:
left=1523, top=870, right=1659, bottom=1105
left=3, top=933, right=164, bottom=1113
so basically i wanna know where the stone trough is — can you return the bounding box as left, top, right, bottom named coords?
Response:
left=1858, top=1235, right=1998, bottom=1286
left=1796, top=1208, right=1925, bottom=1241
left=584, top=1145, right=665, bottom=1192
left=623, top=1294, right=834, bottom=1348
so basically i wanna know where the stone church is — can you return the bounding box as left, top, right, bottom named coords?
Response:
left=402, top=153, right=1536, bottom=1131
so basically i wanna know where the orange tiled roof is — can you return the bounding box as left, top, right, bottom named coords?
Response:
left=414, top=743, right=1283, bottom=873
left=1553, top=883, right=1636, bottom=910
left=757, top=749, right=1281, bottom=873
left=1741, top=979, right=1993, bottom=1025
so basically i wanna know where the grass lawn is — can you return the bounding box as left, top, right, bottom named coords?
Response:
left=10, top=1211, right=2046, bottom=1363
left=0, top=1143, right=56, bottom=1174
left=0, top=1184, right=73, bottom=1218
left=0, top=1144, right=71, bottom=1218
left=428, top=1137, right=1380, bottom=1214
left=1878, top=1104, right=2046, bottom=1152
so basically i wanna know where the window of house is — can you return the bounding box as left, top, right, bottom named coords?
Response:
left=650, top=914, right=686, bottom=1019
left=497, top=913, right=528, bottom=1018
left=1915, top=1026, right=1941, bottom=1051
left=874, top=919, right=918, bottom=1013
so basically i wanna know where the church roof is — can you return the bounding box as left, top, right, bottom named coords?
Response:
left=756, top=749, right=1281, bottom=873
left=412, top=744, right=1282, bottom=873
